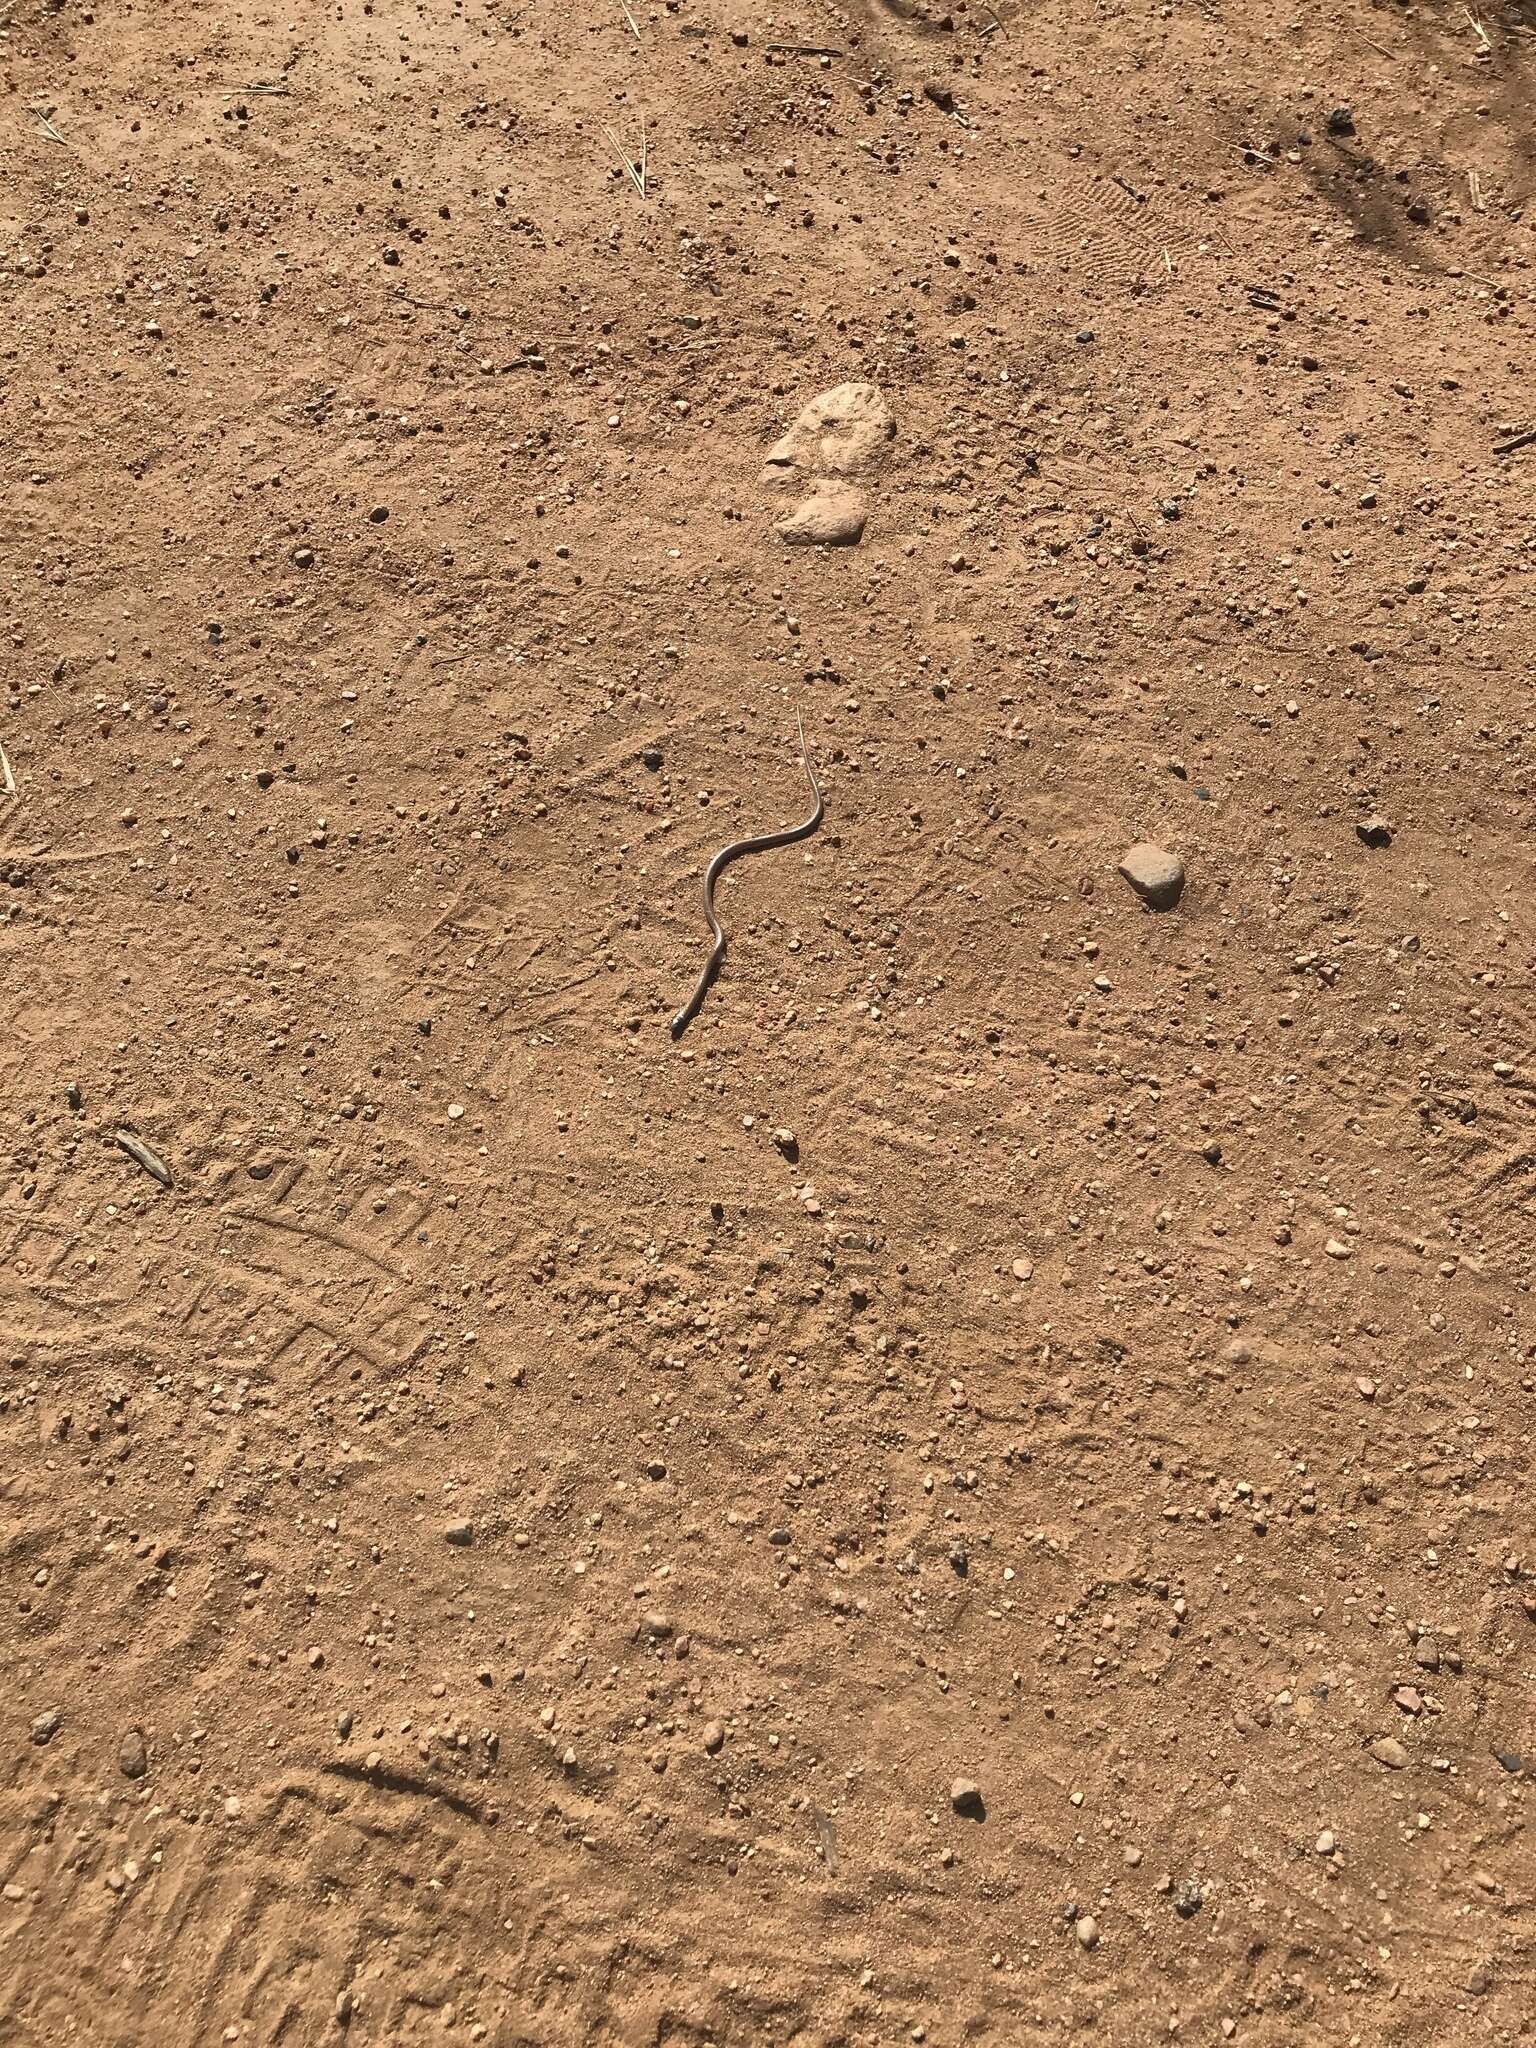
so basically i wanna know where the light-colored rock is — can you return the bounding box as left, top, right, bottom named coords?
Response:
left=1075, top=1914, right=1099, bottom=1949
left=761, top=381, right=894, bottom=548
left=118, top=1728, right=148, bottom=1779
left=774, top=483, right=869, bottom=547
left=761, top=381, right=894, bottom=483
left=949, top=1777, right=984, bottom=1816
left=1370, top=1735, right=1409, bottom=1769
left=1118, top=843, right=1184, bottom=910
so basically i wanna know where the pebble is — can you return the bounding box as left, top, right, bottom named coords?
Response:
left=768, top=1527, right=791, bottom=1546
left=641, top=747, right=662, bottom=771
left=1414, top=1636, right=1441, bottom=1671
left=949, top=1777, right=984, bottom=1817
left=1370, top=1735, right=1409, bottom=1769
left=1327, top=105, right=1356, bottom=135
left=1325, top=1238, right=1353, bottom=1259
left=703, top=1720, right=725, bottom=1754
left=1493, top=1749, right=1523, bottom=1773
left=444, top=1519, right=474, bottom=1546
left=1315, top=1830, right=1336, bottom=1856
left=1117, top=843, right=1185, bottom=910
left=1173, top=1878, right=1203, bottom=1918
left=30, top=1710, right=61, bottom=1746
left=1075, top=1914, right=1099, bottom=1949
left=1356, top=815, right=1393, bottom=847
left=646, top=1458, right=667, bottom=1480
left=118, top=1727, right=148, bottom=1779
left=1355, top=1376, right=1377, bottom=1399
left=1011, top=1257, right=1034, bottom=1282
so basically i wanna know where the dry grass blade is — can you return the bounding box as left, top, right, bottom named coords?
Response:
left=28, top=105, right=67, bottom=145
left=0, top=740, right=15, bottom=796
left=617, top=0, right=640, bottom=35
left=602, top=121, right=646, bottom=198
left=1462, top=5, right=1492, bottom=50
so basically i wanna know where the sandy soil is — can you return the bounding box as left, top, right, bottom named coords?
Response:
left=3, top=0, right=1536, bottom=2041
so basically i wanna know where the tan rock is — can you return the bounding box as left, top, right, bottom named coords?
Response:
left=1118, top=842, right=1184, bottom=910
left=774, top=483, right=869, bottom=547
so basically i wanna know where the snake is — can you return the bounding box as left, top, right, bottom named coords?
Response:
left=669, top=715, right=824, bottom=1041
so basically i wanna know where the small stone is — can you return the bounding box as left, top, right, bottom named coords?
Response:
left=1123, top=1844, right=1143, bottom=1866
left=1201, top=1142, right=1223, bottom=1165
left=1011, top=1258, right=1034, bottom=1282
left=292, top=545, right=314, bottom=568
left=1467, top=1960, right=1494, bottom=1997
left=774, top=483, right=869, bottom=547
left=118, top=1727, right=148, bottom=1779
left=768, top=1527, right=792, bottom=1546
left=645, top=1458, right=667, bottom=1480
left=921, top=80, right=955, bottom=111
left=1173, top=1878, right=1203, bottom=1919
left=1370, top=1735, right=1409, bottom=1769
left=1223, top=1339, right=1252, bottom=1365
left=1355, top=1376, right=1377, bottom=1399
left=65, top=1080, right=82, bottom=1110
left=1327, top=105, right=1356, bottom=136
left=1325, top=1238, right=1353, bottom=1259
left=1492, top=1749, right=1523, bottom=1774
left=367, top=505, right=389, bottom=523
left=1315, top=1830, right=1336, bottom=1856
left=447, top=1103, right=466, bottom=1120
left=949, top=1777, right=984, bottom=1817
left=1394, top=1685, right=1424, bottom=1714
left=703, top=1720, right=725, bottom=1754
left=1356, top=815, right=1392, bottom=847
left=444, top=1519, right=474, bottom=1547
left=1075, top=1914, right=1099, bottom=1949
left=641, top=747, right=662, bottom=771
left=336, top=1711, right=354, bottom=1738
left=1414, top=1636, right=1440, bottom=1671
left=1118, top=843, right=1184, bottom=910
left=30, top=1710, right=61, bottom=1746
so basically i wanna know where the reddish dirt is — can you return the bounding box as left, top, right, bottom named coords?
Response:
left=4, top=0, right=1536, bottom=2042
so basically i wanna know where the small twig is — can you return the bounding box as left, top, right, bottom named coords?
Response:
left=1493, top=428, right=1536, bottom=456
left=1112, top=173, right=1147, bottom=202
left=28, top=105, right=67, bottom=145
left=222, top=83, right=292, bottom=96
left=764, top=42, right=843, bottom=56
left=116, top=1130, right=173, bottom=1188
left=1232, top=141, right=1277, bottom=166
left=617, top=0, right=640, bottom=36
left=1462, top=5, right=1492, bottom=51
left=640, top=112, right=647, bottom=197
left=0, top=740, right=15, bottom=796
left=1467, top=168, right=1485, bottom=213
left=980, top=2, right=1008, bottom=34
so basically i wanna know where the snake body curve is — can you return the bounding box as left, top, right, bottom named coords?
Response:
left=669, top=716, right=823, bottom=1040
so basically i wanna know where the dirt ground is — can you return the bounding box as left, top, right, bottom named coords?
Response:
left=3, top=0, right=1535, bottom=2040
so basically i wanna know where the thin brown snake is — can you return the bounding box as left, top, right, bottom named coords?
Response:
left=670, top=715, right=824, bottom=1040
